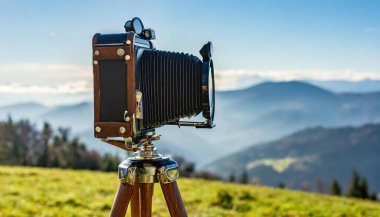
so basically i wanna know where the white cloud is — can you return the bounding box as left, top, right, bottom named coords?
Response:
left=0, top=62, right=91, bottom=85
left=0, top=62, right=92, bottom=105
left=0, top=81, right=90, bottom=94
left=215, top=69, right=380, bottom=91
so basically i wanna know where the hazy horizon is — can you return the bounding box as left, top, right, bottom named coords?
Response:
left=1, top=79, right=380, bottom=107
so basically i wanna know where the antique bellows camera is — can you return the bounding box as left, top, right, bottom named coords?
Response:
left=92, top=17, right=215, bottom=150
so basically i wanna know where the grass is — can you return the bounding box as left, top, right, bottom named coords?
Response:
left=0, top=166, right=379, bottom=217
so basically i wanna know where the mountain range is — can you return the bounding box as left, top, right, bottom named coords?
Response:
left=207, top=123, right=380, bottom=192
left=1, top=81, right=380, bottom=165
left=308, top=79, right=380, bottom=93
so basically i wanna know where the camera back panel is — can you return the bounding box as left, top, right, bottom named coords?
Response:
left=99, top=60, right=127, bottom=122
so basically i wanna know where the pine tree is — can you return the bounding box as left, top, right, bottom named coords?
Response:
left=370, top=192, right=378, bottom=201
left=37, top=122, right=52, bottom=167
left=347, top=170, right=373, bottom=199
left=348, top=170, right=361, bottom=198
left=240, top=171, right=249, bottom=184
left=358, top=177, right=369, bottom=199
left=330, top=179, right=342, bottom=196
left=229, top=172, right=236, bottom=183
left=278, top=182, right=285, bottom=189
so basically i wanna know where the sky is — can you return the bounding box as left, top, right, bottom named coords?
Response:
left=0, top=0, right=379, bottom=105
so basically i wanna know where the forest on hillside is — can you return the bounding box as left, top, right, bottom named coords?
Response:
left=0, top=117, right=216, bottom=179
left=0, top=117, right=120, bottom=171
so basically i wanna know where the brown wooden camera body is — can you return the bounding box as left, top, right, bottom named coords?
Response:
left=92, top=33, right=146, bottom=141
left=92, top=30, right=214, bottom=150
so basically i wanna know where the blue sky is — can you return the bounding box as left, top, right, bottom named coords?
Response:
left=0, top=0, right=379, bottom=105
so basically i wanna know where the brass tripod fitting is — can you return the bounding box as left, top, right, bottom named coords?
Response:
left=119, top=166, right=137, bottom=185
left=118, top=157, right=179, bottom=184
left=158, top=165, right=180, bottom=184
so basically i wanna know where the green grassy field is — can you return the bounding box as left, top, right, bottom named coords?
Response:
left=0, top=166, right=379, bottom=217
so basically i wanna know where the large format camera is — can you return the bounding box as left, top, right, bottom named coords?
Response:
left=92, top=17, right=215, bottom=149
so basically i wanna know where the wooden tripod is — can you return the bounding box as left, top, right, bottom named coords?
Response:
left=109, top=143, right=188, bottom=217
left=110, top=180, right=187, bottom=217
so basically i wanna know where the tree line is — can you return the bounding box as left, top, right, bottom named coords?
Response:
left=228, top=170, right=378, bottom=201
left=330, top=170, right=377, bottom=200
left=0, top=117, right=120, bottom=171
left=0, top=117, right=220, bottom=179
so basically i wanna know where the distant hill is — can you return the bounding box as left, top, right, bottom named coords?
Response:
left=39, top=102, right=93, bottom=132
left=309, top=79, right=380, bottom=93
left=199, top=81, right=380, bottom=155
left=207, top=124, right=380, bottom=192
left=1, top=81, right=380, bottom=165
left=0, top=102, right=50, bottom=120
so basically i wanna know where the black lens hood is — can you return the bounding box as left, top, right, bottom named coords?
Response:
left=200, top=42, right=215, bottom=124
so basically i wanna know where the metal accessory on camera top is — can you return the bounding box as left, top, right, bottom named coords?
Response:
left=92, top=17, right=215, bottom=151
left=124, top=17, right=156, bottom=40
left=124, top=17, right=144, bottom=35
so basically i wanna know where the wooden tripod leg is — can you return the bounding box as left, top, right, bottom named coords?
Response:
left=110, top=183, right=137, bottom=217
left=131, top=184, right=140, bottom=217
left=159, top=181, right=188, bottom=217
left=140, top=183, right=154, bottom=217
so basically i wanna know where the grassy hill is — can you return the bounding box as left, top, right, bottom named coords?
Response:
left=1, top=166, right=379, bottom=217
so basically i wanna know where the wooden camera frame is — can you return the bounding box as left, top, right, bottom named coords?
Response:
left=92, top=32, right=152, bottom=147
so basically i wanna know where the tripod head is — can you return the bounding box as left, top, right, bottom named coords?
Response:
left=132, top=130, right=163, bottom=160
left=101, top=128, right=162, bottom=154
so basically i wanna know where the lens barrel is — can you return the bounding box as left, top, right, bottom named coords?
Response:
left=139, top=50, right=204, bottom=129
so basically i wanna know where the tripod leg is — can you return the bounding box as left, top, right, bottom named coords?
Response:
left=131, top=184, right=140, bottom=217
left=140, top=183, right=154, bottom=217
left=159, top=181, right=188, bottom=217
left=110, top=183, right=136, bottom=217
